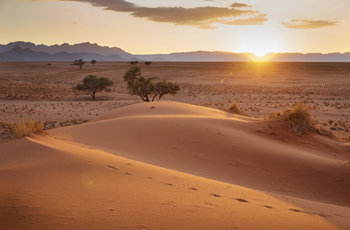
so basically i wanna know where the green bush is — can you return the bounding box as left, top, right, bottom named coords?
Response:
left=123, top=66, right=180, bottom=102
left=73, top=75, right=113, bottom=100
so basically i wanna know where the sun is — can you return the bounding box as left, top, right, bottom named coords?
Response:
left=252, top=50, right=268, bottom=58
left=233, top=30, right=283, bottom=61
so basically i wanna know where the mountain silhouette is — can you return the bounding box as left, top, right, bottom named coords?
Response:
left=0, top=41, right=133, bottom=59
left=1, top=46, right=83, bottom=61
left=1, top=41, right=350, bottom=62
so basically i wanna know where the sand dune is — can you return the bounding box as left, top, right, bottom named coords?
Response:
left=1, top=101, right=349, bottom=229
left=52, top=101, right=350, bottom=206
left=0, top=135, right=343, bottom=230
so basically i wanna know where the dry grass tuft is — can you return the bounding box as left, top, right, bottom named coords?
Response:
left=227, top=102, right=241, bottom=113
left=13, top=119, right=46, bottom=138
left=269, top=112, right=281, bottom=119
left=284, top=101, right=314, bottom=136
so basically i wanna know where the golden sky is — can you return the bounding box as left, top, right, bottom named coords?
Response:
left=1, top=0, right=350, bottom=55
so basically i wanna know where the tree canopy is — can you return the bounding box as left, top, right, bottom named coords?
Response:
left=123, top=66, right=180, bottom=102
left=72, top=59, right=85, bottom=70
left=130, top=61, right=138, bottom=66
left=91, top=60, right=97, bottom=65
left=73, top=75, right=113, bottom=100
left=145, top=61, right=152, bottom=66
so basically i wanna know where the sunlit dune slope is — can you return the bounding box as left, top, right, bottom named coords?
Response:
left=51, top=101, right=350, bottom=207
left=0, top=135, right=342, bottom=230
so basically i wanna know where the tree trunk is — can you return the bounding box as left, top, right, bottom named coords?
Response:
left=92, top=93, right=96, bottom=100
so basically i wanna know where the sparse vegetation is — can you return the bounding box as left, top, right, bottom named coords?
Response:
left=130, top=61, right=138, bottom=66
left=145, top=61, right=152, bottom=66
left=269, top=112, right=281, bottom=119
left=123, top=66, right=180, bottom=102
left=73, top=75, right=114, bottom=100
left=227, top=102, right=241, bottom=113
left=284, top=101, right=314, bottom=136
left=13, top=119, right=45, bottom=138
left=91, top=60, right=97, bottom=66
left=72, top=59, right=85, bottom=70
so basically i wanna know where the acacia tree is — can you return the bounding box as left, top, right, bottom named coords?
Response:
left=153, top=81, right=180, bottom=101
left=73, top=75, right=113, bottom=100
left=123, top=66, right=180, bottom=102
left=145, top=61, right=152, bottom=66
left=91, top=59, right=97, bottom=65
left=72, top=59, right=85, bottom=70
left=130, top=61, right=138, bottom=66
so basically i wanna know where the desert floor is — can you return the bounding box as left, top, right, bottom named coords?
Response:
left=0, top=61, right=349, bottom=229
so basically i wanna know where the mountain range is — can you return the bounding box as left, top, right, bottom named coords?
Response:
left=0, top=41, right=350, bottom=62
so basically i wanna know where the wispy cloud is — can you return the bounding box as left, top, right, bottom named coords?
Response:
left=223, top=14, right=268, bottom=26
left=42, top=0, right=266, bottom=28
left=230, top=3, right=252, bottom=8
left=282, top=20, right=337, bottom=29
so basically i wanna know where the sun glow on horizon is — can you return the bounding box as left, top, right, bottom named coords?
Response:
left=252, top=50, right=269, bottom=58
left=253, top=51, right=268, bottom=58
left=234, top=29, right=283, bottom=61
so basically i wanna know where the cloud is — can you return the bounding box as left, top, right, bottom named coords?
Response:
left=47, top=0, right=265, bottom=28
left=230, top=3, right=252, bottom=8
left=282, top=20, right=337, bottom=29
left=223, top=14, right=268, bottom=26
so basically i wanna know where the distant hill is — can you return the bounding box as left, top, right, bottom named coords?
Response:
left=135, top=51, right=251, bottom=62
left=78, top=52, right=126, bottom=62
left=0, top=41, right=133, bottom=60
left=0, top=41, right=349, bottom=62
left=0, top=46, right=128, bottom=62
left=0, top=46, right=83, bottom=61
left=151, top=57, right=167, bottom=62
left=0, top=53, right=22, bottom=61
left=135, top=51, right=350, bottom=62
left=265, top=52, right=350, bottom=62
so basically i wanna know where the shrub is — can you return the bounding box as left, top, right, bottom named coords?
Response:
left=284, top=101, right=314, bottom=136
left=227, top=102, right=241, bottom=112
left=13, top=119, right=45, bottom=138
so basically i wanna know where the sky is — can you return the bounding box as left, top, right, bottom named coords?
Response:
left=1, top=0, right=350, bottom=56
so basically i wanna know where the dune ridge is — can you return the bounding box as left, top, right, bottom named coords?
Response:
left=52, top=101, right=350, bottom=207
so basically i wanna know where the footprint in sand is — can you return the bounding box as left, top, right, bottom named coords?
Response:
left=106, top=165, right=119, bottom=170
left=124, top=172, right=133, bottom=176
left=146, top=177, right=152, bottom=180
left=290, top=209, right=301, bottom=212
left=211, top=194, right=221, bottom=197
left=190, top=188, right=198, bottom=191
left=236, top=198, right=248, bottom=203
left=165, top=183, right=174, bottom=186
left=264, top=205, right=273, bottom=209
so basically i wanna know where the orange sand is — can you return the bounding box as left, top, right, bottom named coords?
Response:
left=1, top=101, right=349, bottom=229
